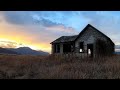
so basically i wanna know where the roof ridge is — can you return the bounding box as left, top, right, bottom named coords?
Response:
left=50, top=24, right=114, bottom=45
left=75, top=24, right=114, bottom=45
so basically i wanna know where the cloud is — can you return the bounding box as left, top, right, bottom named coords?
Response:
left=0, top=41, right=24, bottom=48
left=2, top=11, right=78, bottom=36
left=80, top=11, right=120, bottom=44
left=2, top=11, right=90, bottom=30
left=0, top=11, right=120, bottom=53
left=3, top=11, right=63, bottom=26
left=2, top=11, right=79, bottom=35
left=0, top=12, right=79, bottom=52
left=3, top=11, right=33, bottom=25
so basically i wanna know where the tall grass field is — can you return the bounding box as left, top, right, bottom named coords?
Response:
left=0, top=54, right=120, bottom=79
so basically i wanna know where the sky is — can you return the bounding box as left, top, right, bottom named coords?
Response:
left=0, top=11, right=120, bottom=53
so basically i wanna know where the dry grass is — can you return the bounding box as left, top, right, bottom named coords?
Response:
left=0, top=54, right=120, bottom=79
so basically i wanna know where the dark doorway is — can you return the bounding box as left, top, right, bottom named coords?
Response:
left=79, top=42, right=84, bottom=53
left=63, top=43, right=71, bottom=53
left=87, top=44, right=93, bottom=57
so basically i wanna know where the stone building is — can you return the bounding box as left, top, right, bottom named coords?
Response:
left=50, top=24, right=115, bottom=57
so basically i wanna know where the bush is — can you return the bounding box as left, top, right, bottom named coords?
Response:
left=95, top=39, right=113, bottom=57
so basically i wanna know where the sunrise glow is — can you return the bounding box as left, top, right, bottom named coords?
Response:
left=0, top=11, right=119, bottom=53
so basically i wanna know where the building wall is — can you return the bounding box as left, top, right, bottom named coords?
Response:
left=74, top=26, right=113, bottom=57
left=52, top=26, right=114, bottom=57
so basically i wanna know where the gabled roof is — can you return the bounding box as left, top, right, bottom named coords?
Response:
left=50, top=24, right=114, bottom=45
left=74, top=24, right=114, bottom=45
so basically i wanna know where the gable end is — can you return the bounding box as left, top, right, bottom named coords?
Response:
left=74, top=24, right=114, bottom=45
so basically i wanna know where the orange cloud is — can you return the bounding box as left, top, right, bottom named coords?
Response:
left=0, top=12, right=77, bottom=53
left=0, top=20, right=48, bottom=50
left=0, top=14, right=78, bottom=53
left=45, top=25, right=78, bottom=34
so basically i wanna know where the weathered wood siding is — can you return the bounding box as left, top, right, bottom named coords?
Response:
left=75, top=26, right=114, bottom=57
left=51, top=25, right=115, bottom=57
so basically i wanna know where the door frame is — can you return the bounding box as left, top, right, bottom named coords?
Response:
left=87, top=44, right=94, bottom=57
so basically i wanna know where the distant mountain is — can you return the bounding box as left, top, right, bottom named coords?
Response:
left=7, top=47, right=49, bottom=56
left=1, top=45, right=119, bottom=55
left=114, top=52, right=120, bottom=54
left=115, top=45, right=120, bottom=49
left=0, top=47, right=18, bottom=55
left=115, top=45, right=120, bottom=54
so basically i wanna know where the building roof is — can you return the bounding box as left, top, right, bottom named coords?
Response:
left=50, top=24, right=114, bottom=45
left=51, top=35, right=78, bottom=44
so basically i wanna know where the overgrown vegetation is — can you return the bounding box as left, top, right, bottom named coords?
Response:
left=95, top=39, right=114, bottom=57
left=0, top=54, right=119, bottom=79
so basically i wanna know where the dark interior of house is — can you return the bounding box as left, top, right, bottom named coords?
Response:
left=63, top=43, right=71, bottom=53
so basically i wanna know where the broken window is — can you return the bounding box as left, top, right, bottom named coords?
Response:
left=54, top=44, right=60, bottom=53
left=63, top=43, right=71, bottom=53
left=56, top=44, right=60, bottom=53
left=79, top=42, right=84, bottom=53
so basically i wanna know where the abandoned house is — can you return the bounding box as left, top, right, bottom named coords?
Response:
left=50, top=24, right=115, bottom=57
